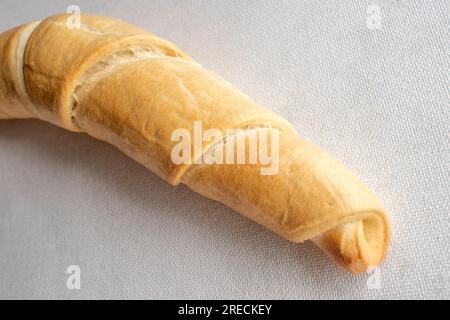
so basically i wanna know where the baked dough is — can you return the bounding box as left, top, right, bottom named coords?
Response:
left=0, top=13, right=391, bottom=273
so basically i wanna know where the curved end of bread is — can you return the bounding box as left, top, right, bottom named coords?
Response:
left=311, top=210, right=391, bottom=273
left=182, top=130, right=392, bottom=274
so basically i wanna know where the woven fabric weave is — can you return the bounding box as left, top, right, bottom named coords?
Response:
left=0, top=0, right=448, bottom=299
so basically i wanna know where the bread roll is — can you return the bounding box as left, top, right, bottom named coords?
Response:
left=0, top=13, right=390, bottom=273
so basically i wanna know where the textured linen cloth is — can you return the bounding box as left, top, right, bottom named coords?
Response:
left=0, top=0, right=448, bottom=299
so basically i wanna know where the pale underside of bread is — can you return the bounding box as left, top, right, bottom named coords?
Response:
left=0, top=13, right=391, bottom=273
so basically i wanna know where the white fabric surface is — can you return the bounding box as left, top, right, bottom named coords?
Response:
left=0, top=0, right=448, bottom=299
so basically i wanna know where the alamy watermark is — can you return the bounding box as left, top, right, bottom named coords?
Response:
left=66, top=5, right=81, bottom=29
left=66, top=265, right=81, bottom=290
left=171, top=121, right=280, bottom=175
left=366, top=5, right=382, bottom=30
left=366, top=265, right=382, bottom=290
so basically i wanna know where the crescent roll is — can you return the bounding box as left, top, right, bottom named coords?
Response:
left=0, top=13, right=391, bottom=273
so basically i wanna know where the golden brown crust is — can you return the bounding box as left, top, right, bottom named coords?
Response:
left=181, top=130, right=390, bottom=272
left=0, top=13, right=391, bottom=273
left=74, top=58, right=295, bottom=183
left=0, top=22, right=39, bottom=119
left=24, top=13, right=190, bottom=131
